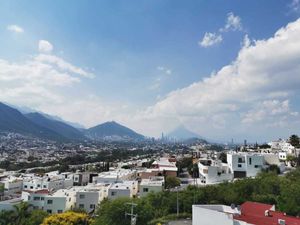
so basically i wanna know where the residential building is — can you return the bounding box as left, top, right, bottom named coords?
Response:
left=139, top=176, right=164, bottom=197
left=193, top=202, right=300, bottom=225
left=75, top=184, right=110, bottom=213
left=227, top=153, right=265, bottom=178
left=198, top=159, right=233, bottom=185
left=108, top=181, right=138, bottom=200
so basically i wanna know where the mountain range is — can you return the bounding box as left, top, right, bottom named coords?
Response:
left=0, top=102, right=145, bottom=142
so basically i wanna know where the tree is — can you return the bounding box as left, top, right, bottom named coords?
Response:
left=218, top=152, right=227, bottom=163
left=289, top=134, right=300, bottom=147
left=41, top=211, right=92, bottom=225
left=13, top=202, right=32, bottom=225
left=26, top=210, right=48, bottom=225
left=165, top=176, right=181, bottom=189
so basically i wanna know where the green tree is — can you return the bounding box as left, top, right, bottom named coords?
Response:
left=218, top=152, right=227, bottom=163
left=165, top=176, right=181, bottom=189
left=13, top=202, right=32, bottom=225
left=26, top=210, right=48, bottom=225
left=289, top=134, right=300, bottom=147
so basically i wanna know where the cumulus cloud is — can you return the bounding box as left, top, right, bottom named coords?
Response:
left=199, top=12, right=243, bottom=48
left=7, top=24, right=24, bottom=33
left=199, top=32, right=223, bottom=47
left=38, top=40, right=53, bottom=53
left=0, top=40, right=93, bottom=108
left=145, top=18, right=300, bottom=139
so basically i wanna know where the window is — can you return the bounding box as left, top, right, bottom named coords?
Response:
left=143, top=188, right=149, bottom=193
left=249, top=158, right=252, bottom=165
left=90, top=204, right=95, bottom=209
left=111, top=191, right=116, bottom=196
left=238, top=157, right=245, bottom=163
left=24, top=185, right=28, bottom=188
left=30, top=186, right=33, bottom=189
left=57, top=210, right=63, bottom=213
left=79, top=204, right=84, bottom=209
left=47, top=210, right=52, bottom=214
left=47, top=200, right=53, bottom=204
left=43, top=185, right=47, bottom=188
left=37, top=184, right=41, bottom=188
left=238, top=164, right=242, bottom=168
left=33, top=197, right=40, bottom=201
left=79, top=194, right=85, bottom=199
left=41, top=197, right=44, bottom=200
left=254, top=165, right=261, bottom=168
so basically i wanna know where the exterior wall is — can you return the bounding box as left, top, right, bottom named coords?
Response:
left=198, top=162, right=233, bottom=185
left=108, top=188, right=131, bottom=200
left=227, top=154, right=264, bottom=177
left=22, top=192, right=47, bottom=210
left=23, top=178, right=72, bottom=191
left=0, top=198, right=22, bottom=212
left=74, top=173, right=90, bottom=186
left=3, top=179, right=23, bottom=195
left=43, top=196, right=67, bottom=214
left=193, top=205, right=235, bottom=225
left=139, top=184, right=163, bottom=197
left=76, top=191, right=100, bottom=213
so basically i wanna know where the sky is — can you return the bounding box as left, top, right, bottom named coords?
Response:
left=1, top=0, right=300, bottom=142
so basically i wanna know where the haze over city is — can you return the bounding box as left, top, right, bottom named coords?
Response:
left=1, top=0, right=300, bottom=142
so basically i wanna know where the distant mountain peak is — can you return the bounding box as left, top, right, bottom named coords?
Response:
left=167, top=125, right=201, bottom=140
left=85, top=121, right=144, bottom=141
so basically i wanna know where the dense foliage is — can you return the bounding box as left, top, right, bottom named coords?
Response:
left=41, top=211, right=92, bottom=225
left=93, top=169, right=300, bottom=225
left=2, top=169, right=300, bottom=225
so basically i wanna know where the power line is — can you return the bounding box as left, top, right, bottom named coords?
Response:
left=125, top=202, right=138, bottom=225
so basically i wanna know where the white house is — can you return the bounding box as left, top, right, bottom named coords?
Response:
left=108, top=181, right=138, bottom=200
left=23, top=175, right=73, bottom=192
left=198, top=159, right=233, bottom=185
left=0, top=177, right=23, bottom=195
left=75, top=184, right=110, bottom=213
left=139, top=176, right=164, bottom=197
left=22, top=188, right=78, bottom=214
left=193, top=202, right=300, bottom=225
left=93, top=169, right=136, bottom=184
left=227, top=153, right=265, bottom=178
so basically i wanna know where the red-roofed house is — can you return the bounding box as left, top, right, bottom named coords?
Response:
left=193, top=202, right=300, bottom=225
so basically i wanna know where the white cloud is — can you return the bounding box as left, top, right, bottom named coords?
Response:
left=0, top=41, right=93, bottom=108
left=144, top=18, right=300, bottom=139
left=221, top=12, right=242, bottom=32
left=35, top=54, right=94, bottom=78
left=199, top=12, right=242, bottom=48
left=157, top=66, right=172, bottom=75
left=199, top=32, right=223, bottom=47
left=38, top=40, right=53, bottom=53
left=7, top=24, right=24, bottom=33
left=290, top=0, right=300, bottom=12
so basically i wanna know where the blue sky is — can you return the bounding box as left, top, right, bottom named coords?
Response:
left=1, top=0, right=300, bottom=142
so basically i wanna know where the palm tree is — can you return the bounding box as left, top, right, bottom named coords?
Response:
left=13, top=201, right=32, bottom=225
left=0, top=210, right=15, bottom=225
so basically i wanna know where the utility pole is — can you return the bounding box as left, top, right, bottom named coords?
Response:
left=125, top=202, right=138, bottom=225
left=176, top=187, right=179, bottom=217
